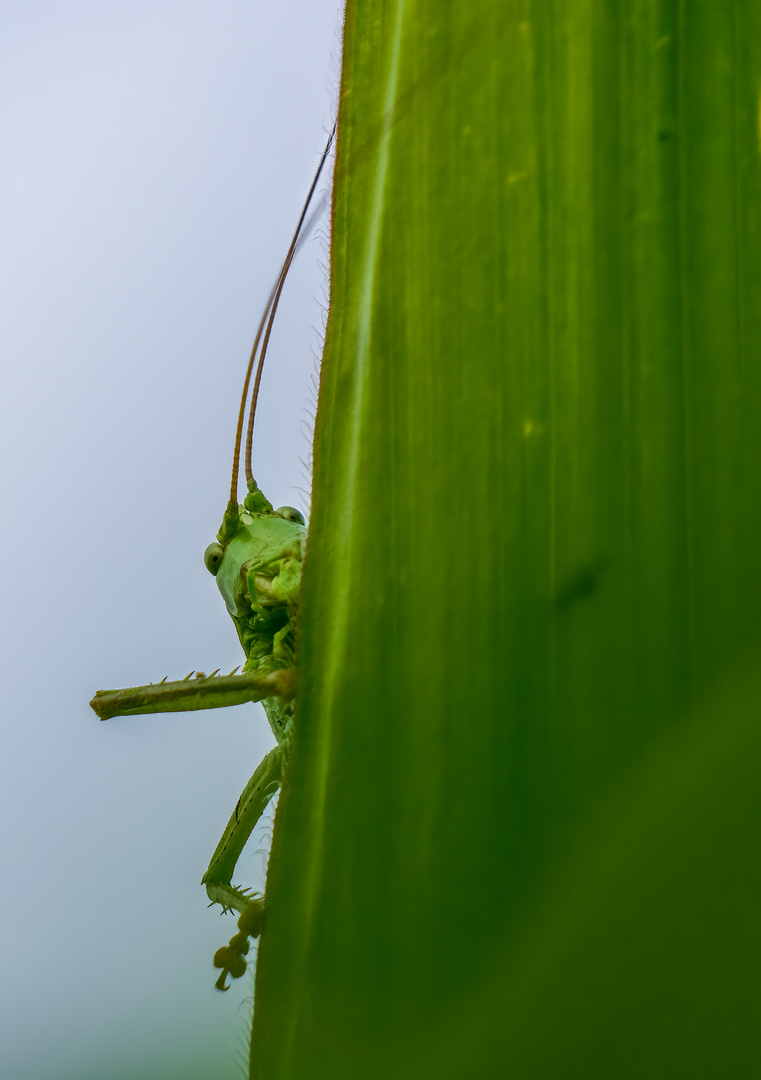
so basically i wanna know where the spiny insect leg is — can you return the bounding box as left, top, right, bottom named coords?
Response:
left=202, top=741, right=285, bottom=988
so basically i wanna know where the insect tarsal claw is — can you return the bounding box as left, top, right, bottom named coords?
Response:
left=212, top=938, right=249, bottom=990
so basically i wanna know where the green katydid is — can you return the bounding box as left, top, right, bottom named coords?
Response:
left=90, top=125, right=335, bottom=991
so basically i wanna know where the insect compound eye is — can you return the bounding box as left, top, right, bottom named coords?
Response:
left=203, top=542, right=224, bottom=576
left=274, top=506, right=306, bottom=526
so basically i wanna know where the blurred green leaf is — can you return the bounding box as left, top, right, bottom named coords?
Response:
left=250, top=3, right=761, bottom=1076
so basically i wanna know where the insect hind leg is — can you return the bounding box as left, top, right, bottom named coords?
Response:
left=202, top=742, right=285, bottom=989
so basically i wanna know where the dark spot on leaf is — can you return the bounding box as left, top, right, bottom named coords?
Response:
left=554, top=558, right=607, bottom=611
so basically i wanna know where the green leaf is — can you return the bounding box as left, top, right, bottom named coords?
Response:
left=249, top=3, right=761, bottom=1076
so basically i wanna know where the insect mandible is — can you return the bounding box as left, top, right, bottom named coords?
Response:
left=90, top=126, right=335, bottom=991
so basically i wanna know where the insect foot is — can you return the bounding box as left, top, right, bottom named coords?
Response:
left=212, top=897, right=266, bottom=991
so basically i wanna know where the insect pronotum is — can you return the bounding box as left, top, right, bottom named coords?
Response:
left=91, top=125, right=336, bottom=990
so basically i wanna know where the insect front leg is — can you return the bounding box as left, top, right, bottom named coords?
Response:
left=203, top=739, right=286, bottom=990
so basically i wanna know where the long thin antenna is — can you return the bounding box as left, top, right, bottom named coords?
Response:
left=228, top=123, right=336, bottom=506
left=244, top=123, right=337, bottom=486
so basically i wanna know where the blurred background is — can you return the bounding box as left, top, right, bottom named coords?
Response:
left=0, top=2, right=342, bottom=1076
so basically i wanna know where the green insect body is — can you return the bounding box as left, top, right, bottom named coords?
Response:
left=91, top=127, right=335, bottom=992
left=200, top=484, right=306, bottom=990
left=92, top=484, right=304, bottom=990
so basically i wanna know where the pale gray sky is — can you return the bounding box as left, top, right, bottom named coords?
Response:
left=0, top=3, right=342, bottom=1077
